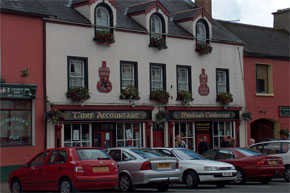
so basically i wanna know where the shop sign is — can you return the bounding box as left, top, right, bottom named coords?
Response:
left=280, top=106, right=290, bottom=117
left=0, top=83, right=36, bottom=99
left=62, top=111, right=151, bottom=121
left=170, top=111, right=239, bottom=120
left=198, top=69, right=210, bottom=96
left=97, top=61, right=112, bottom=93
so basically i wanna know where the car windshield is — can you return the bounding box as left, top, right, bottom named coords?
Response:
left=172, top=149, right=204, bottom=160
left=131, top=149, right=163, bottom=159
left=76, top=149, right=111, bottom=160
left=236, top=148, right=262, bottom=157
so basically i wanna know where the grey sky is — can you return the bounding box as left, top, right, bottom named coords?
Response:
left=211, top=0, right=290, bottom=27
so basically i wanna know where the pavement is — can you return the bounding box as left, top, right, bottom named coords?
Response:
left=0, top=182, right=9, bottom=193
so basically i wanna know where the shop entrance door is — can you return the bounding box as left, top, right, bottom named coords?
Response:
left=153, top=123, right=164, bottom=147
left=93, top=131, right=113, bottom=149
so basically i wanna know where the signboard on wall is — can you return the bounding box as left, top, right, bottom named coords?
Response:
left=169, top=111, right=239, bottom=120
left=62, top=111, right=152, bottom=121
left=280, top=106, right=290, bottom=117
left=0, top=83, right=37, bottom=99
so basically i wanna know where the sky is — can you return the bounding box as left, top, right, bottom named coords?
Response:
left=211, top=0, right=290, bottom=27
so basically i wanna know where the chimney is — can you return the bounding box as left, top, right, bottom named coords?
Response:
left=272, top=8, right=290, bottom=33
left=195, top=0, right=212, bottom=16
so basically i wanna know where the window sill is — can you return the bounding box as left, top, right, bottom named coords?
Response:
left=176, top=98, right=194, bottom=101
left=255, top=93, right=274, bottom=97
left=148, top=44, right=167, bottom=50
left=119, top=96, right=140, bottom=100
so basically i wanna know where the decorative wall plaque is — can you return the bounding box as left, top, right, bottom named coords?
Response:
left=97, top=61, right=112, bottom=93
left=198, top=68, right=210, bottom=96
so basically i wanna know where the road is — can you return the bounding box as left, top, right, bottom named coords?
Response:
left=1, top=179, right=289, bottom=193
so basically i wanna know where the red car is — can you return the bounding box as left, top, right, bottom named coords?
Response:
left=8, top=147, right=118, bottom=193
left=202, top=148, right=285, bottom=184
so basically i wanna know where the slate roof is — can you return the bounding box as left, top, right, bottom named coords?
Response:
left=219, top=20, right=290, bottom=59
left=127, top=1, right=155, bottom=14
left=173, top=8, right=201, bottom=22
left=0, top=0, right=242, bottom=44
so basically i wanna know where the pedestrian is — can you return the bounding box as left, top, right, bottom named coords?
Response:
left=220, top=136, right=230, bottom=147
left=176, top=135, right=187, bottom=148
left=249, top=138, right=255, bottom=146
left=198, top=136, right=210, bottom=154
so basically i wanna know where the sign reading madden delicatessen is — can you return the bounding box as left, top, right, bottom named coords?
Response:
left=170, top=111, right=239, bottom=120
left=62, top=111, right=151, bottom=121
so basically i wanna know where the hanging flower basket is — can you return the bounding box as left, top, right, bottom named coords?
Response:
left=241, top=112, right=252, bottom=121
left=46, top=108, right=63, bottom=125
left=66, top=87, right=90, bottom=102
left=120, top=87, right=140, bottom=100
left=94, top=31, right=115, bottom=46
left=150, top=89, right=170, bottom=105
left=149, top=36, right=167, bottom=50
left=195, top=43, right=212, bottom=55
left=155, top=110, right=169, bottom=123
left=177, top=90, right=192, bottom=105
left=216, top=92, right=233, bottom=105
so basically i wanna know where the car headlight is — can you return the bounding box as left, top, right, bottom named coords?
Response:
left=204, top=166, right=218, bottom=171
left=231, top=166, right=236, bottom=170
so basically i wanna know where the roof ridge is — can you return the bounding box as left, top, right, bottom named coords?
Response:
left=128, top=0, right=156, bottom=8
left=217, top=19, right=275, bottom=30
left=173, top=7, right=202, bottom=15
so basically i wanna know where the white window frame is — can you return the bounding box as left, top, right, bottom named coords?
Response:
left=151, top=14, right=162, bottom=37
left=177, top=67, right=189, bottom=91
left=151, top=66, right=163, bottom=91
left=212, top=121, right=234, bottom=148
left=96, top=6, right=110, bottom=31
left=121, top=64, right=135, bottom=89
left=116, top=123, right=142, bottom=147
left=217, top=70, right=227, bottom=94
left=63, top=124, right=92, bottom=147
left=69, top=59, right=85, bottom=88
left=174, top=122, right=194, bottom=149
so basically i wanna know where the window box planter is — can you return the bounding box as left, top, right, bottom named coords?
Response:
left=195, top=43, right=212, bottom=55
left=66, top=87, right=90, bottom=102
left=216, top=92, right=233, bottom=106
left=46, top=108, right=63, bottom=125
left=120, top=87, right=140, bottom=100
left=94, top=31, right=115, bottom=46
left=149, top=36, right=167, bottom=50
left=177, top=90, right=193, bottom=105
left=150, top=89, right=170, bottom=105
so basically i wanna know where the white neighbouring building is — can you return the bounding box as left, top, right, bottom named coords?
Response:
left=44, top=0, right=246, bottom=151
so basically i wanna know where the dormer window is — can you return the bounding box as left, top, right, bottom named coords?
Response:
left=96, top=6, right=110, bottom=32
left=149, top=13, right=167, bottom=50
left=94, top=3, right=115, bottom=46
left=195, top=19, right=212, bottom=55
left=196, top=21, right=207, bottom=45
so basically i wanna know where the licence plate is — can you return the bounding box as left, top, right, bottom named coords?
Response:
left=268, top=160, right=278, bottom=165
left=222, top=172, right=232, bottom=176
left=157, top=163, right=171, bottom=168
left=93, top=166, right=109, bottom=172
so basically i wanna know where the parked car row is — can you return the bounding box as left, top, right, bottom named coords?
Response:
left=8, top=143, right=288, bottom=193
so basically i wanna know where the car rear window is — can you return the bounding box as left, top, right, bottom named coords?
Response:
left=236, top=148, right=261, bottom=157
left=131, top=149, right=162, bottom=159
left=76, top=149, right=111, bottom=161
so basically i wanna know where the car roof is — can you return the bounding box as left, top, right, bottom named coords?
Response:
left=250, top=140, right=290, bottom=146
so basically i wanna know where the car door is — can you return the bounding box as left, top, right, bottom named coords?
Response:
left=21, top=151, right=49, bottom=190
left=202, top=149, right=218, bottom=160
left=44, top=150, right=69, bottom=190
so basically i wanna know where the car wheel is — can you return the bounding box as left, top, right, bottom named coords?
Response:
left=184, top=171, right=198, bottom=189
left=119, top=174, right=132, bottom=192
left=234, top=168, right=246, bottom=184
left=11, top=179, right=22, bottom=193
left=259, top=177, right=272, bottom=184
left=59, top=178, right=75, bottom=193
left=283, top=167, right=290, bottom=182
left=156, top=182, right=169, bottom=192
left=216, top=182, right=226, bottom=188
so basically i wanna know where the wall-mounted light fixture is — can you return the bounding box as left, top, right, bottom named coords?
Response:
left=21, top=67, right=29, bottom=77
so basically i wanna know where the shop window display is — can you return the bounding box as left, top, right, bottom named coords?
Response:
left=64, top=124, right=90, bottom=147
left=212, top=122, right=234, bottom=148
left=116, top=123, right=142, bottom=147
left=175, top=123, right=193, bottom=149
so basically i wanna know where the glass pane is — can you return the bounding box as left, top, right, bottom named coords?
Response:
left=197, top=21, right=206, bottom=44
left=175, top=123, right=180, bottom=135
left=82, top=124, right=89, bottom=141
left=187, top=123, right=193, bottom=137
left=0, top=100, right=13, bottom=109
left=117, top=123, right=124, bottom=140
left=125, top=123, right=132, bottom=139
left=64, top=124, right=71, bottom=142
left=133, top=123, right=139, bottom=139
left=180, top=123, right=186, bottom=137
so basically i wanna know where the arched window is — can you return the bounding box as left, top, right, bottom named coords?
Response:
left=196, top=20, right=208, bottom=45
left=150, top=14, right=163, bottom=37
left=96, top=6, right=110, bottom=31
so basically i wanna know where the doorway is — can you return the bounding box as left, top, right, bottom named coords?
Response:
left=93, top=131, right=113, bottom=149
left=153, top=123, right=164, bottom=147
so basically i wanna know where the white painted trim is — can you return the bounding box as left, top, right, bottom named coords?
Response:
left=150, top=124, right=153, bottom=148
left=193, top=122, right=196, bottom=151
left=165, top=122, right=168, bottom=147
left=32, top=100, right=35, bottom=146
left=143, top=122, right=146, bottom=147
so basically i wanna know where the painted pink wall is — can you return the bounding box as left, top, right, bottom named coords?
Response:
left=1, top=13, right=45, bottom=166
left=244, top=56, right=290, bottom=142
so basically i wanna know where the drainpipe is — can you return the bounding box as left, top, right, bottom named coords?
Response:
left=43, top=20, right=47, bottom=150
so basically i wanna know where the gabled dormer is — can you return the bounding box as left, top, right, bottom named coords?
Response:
left=73, top=0, right=118, bottom=46
left=127, top=0, right=169, bottom=50
left=173, top=8, right=213, bottom=55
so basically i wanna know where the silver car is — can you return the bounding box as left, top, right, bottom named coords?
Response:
left=106, top=148, right=180, bottom=192
left=154, top=148, right=237, bottom=188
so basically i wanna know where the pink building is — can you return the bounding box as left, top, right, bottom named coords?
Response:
left=0, top=3, right=47, bottom=181
left=221, top=9, right=290, bottom=143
